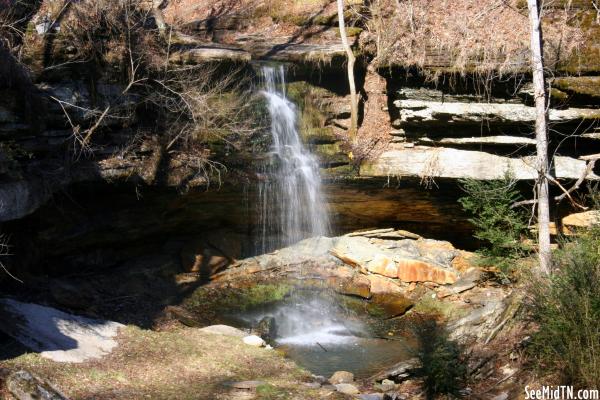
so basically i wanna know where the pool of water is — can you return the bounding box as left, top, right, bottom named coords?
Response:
left=227, top=289, right=415, bottom=379
left=280, top=337, right=412, bottom=379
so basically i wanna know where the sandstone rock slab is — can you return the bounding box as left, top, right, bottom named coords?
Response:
left=331, top=236, right=458, bottom=285
left=329, top=370, right=354, bottom=384
left=242, top=335, right=266, bottom=347
left=396, top=258, right=457, bottom=284
left=0, top=299, right=123, bottom=363
left=361, top=146, right=599, bottom=181
left=335, top=383, right=360, bottom=395
left=198, top=324, right=247, bottom=337
left=367, top=275, right=403, bottom=295
left=393, top=99, right=600, bottom=126
left=368, top=293, right=414, bottom=318
left=169, top=47, right=251, bottom=64
left=562, top=210, right=600, bottom=229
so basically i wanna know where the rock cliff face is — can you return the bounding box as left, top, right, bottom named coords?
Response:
left=0, top=0, right=599, bottom=282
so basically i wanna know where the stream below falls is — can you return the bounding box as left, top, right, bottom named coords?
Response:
left=224, top=289, right=415, bottom=379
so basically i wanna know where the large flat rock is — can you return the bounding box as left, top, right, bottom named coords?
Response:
left=235, top=35, right=346, bottom=63
left=330, top=236, right=458, bottom=284
left=0, top=299, right=124, bottom=363
left=169, top=46, right=251, bottom=64
left=394, top=99, right=600, bottom=127
left=361, top=146, right=600, bottom=181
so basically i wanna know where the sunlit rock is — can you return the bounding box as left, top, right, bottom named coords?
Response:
left=242, top=335, right=266, bottom=347
left=335, top=383, right=360, bottom=395
left=329, top=370, right=354, bottom=384
left=395, top=259, right=457, bottom=285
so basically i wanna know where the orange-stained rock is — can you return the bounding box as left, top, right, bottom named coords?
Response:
left=366, top=254, right=398, bottom=278
left=367, top=274, right=404, bottom=295
left=396, top=259, right=457, bottom=284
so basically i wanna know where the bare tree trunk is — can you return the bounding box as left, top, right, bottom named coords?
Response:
left=527, top=0, right=552, bottom=275
left=337, top=0, right=358, bottom=138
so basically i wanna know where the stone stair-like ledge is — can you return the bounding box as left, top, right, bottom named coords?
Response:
left=360, top=146, right=600, bottom=181
left=394, top=99, right=600, bottom=126
left=169, top=46, right=251, bottom=64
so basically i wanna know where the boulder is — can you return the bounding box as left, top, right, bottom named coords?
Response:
left=359, top=394, right=384, bottom=400
left=366, top=254, right=398, bottom=278
left=335, top=383, right=360, bottom=395
left=6, top=370, right=69, bottom=400
left=242, top=335, right=266, bottom=347
left=255, top=316, right=277, bottom=342
left=330, top=236, right=378, bottom=268
left=380, top=379, right=396, bottom=390
left=0, top=180, right=48, bottom=222
left=562, top=210, right=600, bottom=230
left=198, top=325, right=246, bottom=337
left=329, top=370, right=355, bottom=384
left=448, top=289, right=510, bottom=342
left=368, top=293, right=414, bottom=318
left=330, top=273, right=372, bottom=299
left=367, top=275, right=403, bottom=295
left=331, top=236, right=458, bottom=284
left=436, top=267, right=481, bottom=298
left=369, top=357, right=420, bottom=382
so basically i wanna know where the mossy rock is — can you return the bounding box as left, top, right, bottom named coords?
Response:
left=313, top=142, right=342, bottom=156
left=274, top=13, right=312, bottom=26
left=367, top=293, right=414, bottom=319
left=303, top=127, right=338, bottom=144
left=553, top=76, right=600, bottom=99
left=321, top=164, right=357, bottom=177
left=184, top=283, right=293, bottom=320
left=549, top=87, right=569, bottom=102
left=411, top=295, right=467, bottom=320
left=312, top=13, right=337, bottom=26
left=313, top=143, right=350, bottom=166
left=333, top=27, right=363, bottom=38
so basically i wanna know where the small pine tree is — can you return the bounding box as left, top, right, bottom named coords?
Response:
left=458, top=174, right=529, bottom=271
left=413, top=318, right=467, bottom=399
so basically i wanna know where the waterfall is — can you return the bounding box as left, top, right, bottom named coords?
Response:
left=258, top=65, right=329, bottom=253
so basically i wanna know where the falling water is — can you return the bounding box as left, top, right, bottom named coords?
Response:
left=257, top=65, right=329, bottom=253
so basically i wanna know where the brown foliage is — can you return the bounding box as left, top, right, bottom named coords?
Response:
left=369, top=0, right=586, bottom=74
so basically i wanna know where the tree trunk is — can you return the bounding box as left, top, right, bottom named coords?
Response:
left=527, top=0, right=552, bottom=275
left=337, top=0, right=358, bottom=138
